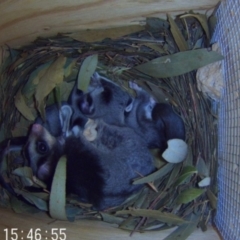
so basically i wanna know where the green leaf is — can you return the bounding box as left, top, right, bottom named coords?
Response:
left=133, top=163, right=174, bottom=184
left=77, top=54, right=98, bottom=92
left=60, top=81, right=75, bottom=101
left=65, top=205, right=83, bottom=221
left=115, top=66, right=131, bottom=75
left=12, top=167, right=33, bottom=178
left=133, top=188, right=149, bottom=208
left=35, top=56, right=66, bottom=119
left=150, top=148, right=167, bottom=169
left=208, top=15, right=217, bottom=39
left=100, top=212, right=124, bottom=225
left=119, top=217, right=139, bottom=231
left=20, top=177, right=34, bottom=187
left=49, top=155, right=67, bottom=220
left=167, top=14, right=188, bottom=51
left=116, top=209, right=187, bottom=225
left=174, top=166, right=197, bottom=187
left=199, top=219, right=208, bottom=232
left=193, top=38, right=204, bottom=50
left=10, top=196, right=40, bottom=214
left=54, top=84, right=61, bottom=107
left=166, top=163, right=182, bottom=189
left=133, top=48, right=224, bottom=78
left=183, top=147, right=193, bottom=166
left=176, top=188, right=205, bottom=204
left=121, top=188, right=146, bottom=207
left=196, top=157, right=209, bottom=177
left=180, top=13, right=210, bottom=40
left=63, top=58, right=77, bottom=78
left=11, top=116, right=33, bottom=137
left=14, top=88, right=35, bottom=121
left=30, top=192, right=49, bottom=201
left=163, top=213, right=200, bottom=240
left=14, top=189, right=48, bottom=211
left=207, top=189, right=217, bottom=209
left=144, top=43, right=167, bottom=54
left=22, top=61, right=53, bottom=99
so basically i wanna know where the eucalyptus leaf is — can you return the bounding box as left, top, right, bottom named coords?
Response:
left=49, top=156, right=67, bottom=220
left=167, top=14, right=188, bottom=51
left=10, top=196, right=40, bottom=214
left=12, top=167, right=33, bottom=178
left=144, top=43, right=167, bottom=54
left=207, top=189, right=217, bottom=209
left=143, top=222, right=166, bottom=231
left=133, top=48, right=224, bottom=78
left=14, top=88, right=35, bottom=121
left=100, top=212, right=124, bottom=225
left=193, top=38, right=204, bottom=49
left=196, top=157, right=209, bottom=177
left=77, top=54, right=98, bottom=92
left=174, top=166, right=197, bottom=187
left=163, top=213, right=200, bottom=240
left=35, top=56, right=67, bottom=119
left=20, top=177, right=34, bottom=187
left=11, top=116, right=32, bottom=137
left=60, top=81, right=75, bottom=101
left=116, top=209, right=187, bottom=225
left=119, top=217, right=140, bottom=231
left=133, top=163, right=174, bottom=184
left=180, top=13, right=210, bottom=40
left=54, top=84, right=61, bottom=107
left=30, top=192, right=49, bottom=201
left=32, top=176, right=47, bottom=189
left=64, top=58, right=77, bottom=78
left=22, top=61, right=53, bottom=99
left=176, top=188, right=205, bottom=204
left=183, top=147, right=193, bottom=166
left=199, top=219, right=208, bottom=232
left=133, top=188, right=149, bottom=209
left=150, top=148, right=166, bottom=169
left=166, top=163, right=182, bottom=189
left=121, top=188, right=146, bottom=207
left=66, top=205, right=83, bottom=221
left=112, top=66, right=131, bottom=75
left=14, top=189, right=48, bottom=211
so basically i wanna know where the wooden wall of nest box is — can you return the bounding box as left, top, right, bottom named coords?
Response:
left=0, top=0, right=221, bottom=239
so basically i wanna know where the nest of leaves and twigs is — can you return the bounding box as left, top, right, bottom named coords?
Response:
left=0, top=11, right=220, bottom=239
